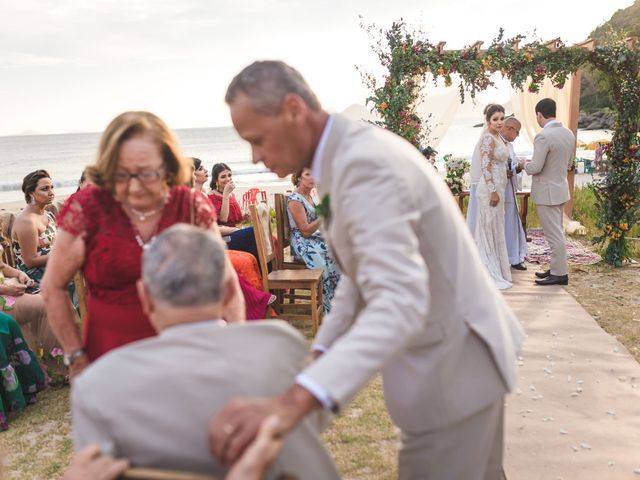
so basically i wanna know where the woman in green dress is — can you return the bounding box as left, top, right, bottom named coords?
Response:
left=0, top=311, right=47, bottom=431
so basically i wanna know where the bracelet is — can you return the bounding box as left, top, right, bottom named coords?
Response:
left=63, top=347, right=87, bottom=367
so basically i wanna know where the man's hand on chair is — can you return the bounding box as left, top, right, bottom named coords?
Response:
left=209, top=385, right=320, bottom=467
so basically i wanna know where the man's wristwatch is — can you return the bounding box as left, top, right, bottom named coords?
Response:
left=63, top=348, right=87, bottom=367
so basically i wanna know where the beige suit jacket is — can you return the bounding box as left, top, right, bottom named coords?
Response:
left=303, top=114, right=525, bottom=432
left=72, top=320, right=338, bottom=480
left=525, top=122, right=576, bottom=206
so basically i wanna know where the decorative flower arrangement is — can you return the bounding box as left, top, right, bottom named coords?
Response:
left=37, top=347, right=67, bottom=386
left=443, top=154, right=469, bottom=196
left=360, top=20, right=640, bottom=265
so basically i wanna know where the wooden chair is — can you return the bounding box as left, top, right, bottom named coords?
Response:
left=249, top=203, right=323, bottom=335
left=273, top=193, right=306, bottom=270
left=0, top=211, right=16, bottom=268
left=121, top=467, right=220, bottom=480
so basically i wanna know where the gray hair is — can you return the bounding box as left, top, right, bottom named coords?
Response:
left=142, top=224, right=227, bottom=307
left=225, top=60, right=321, bottom=115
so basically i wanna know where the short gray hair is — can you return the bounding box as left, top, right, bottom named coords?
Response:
left=142, top=224, right=227, bottom=307
left=225, top=60, right=321, bottom=115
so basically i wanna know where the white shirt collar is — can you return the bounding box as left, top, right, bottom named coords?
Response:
left=159, top=318, right=226, bottom=338
left=544, top=119, right=561, bottom=129
left=310, top=115, right=334, bottom=185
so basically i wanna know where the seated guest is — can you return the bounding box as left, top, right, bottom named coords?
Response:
left=71, top=225, right=338, bottom=479
left=0, top=245, right=58, bottom=356
left=189, top=157, right=208, bottom=193
left=208, top=163, right=259, bottom=260
left=0, top=312, right=47, bottom=431
left=287, top=168, right=340, bottom=313
left=12, top=170, right=56, bottom=288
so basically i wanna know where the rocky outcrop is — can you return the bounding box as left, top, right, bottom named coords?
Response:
left=578, top=111, right=614, bottom=130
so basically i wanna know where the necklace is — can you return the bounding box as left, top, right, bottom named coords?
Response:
left=130, top=206, right=160, bottom=222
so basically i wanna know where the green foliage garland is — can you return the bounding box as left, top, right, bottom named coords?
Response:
left=361, top=21, right=640, bottom=265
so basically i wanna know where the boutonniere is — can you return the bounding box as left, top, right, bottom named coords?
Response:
left=315, top=194, right=330, bottom=221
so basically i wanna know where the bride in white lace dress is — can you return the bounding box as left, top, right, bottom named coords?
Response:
left=472, top=104, right=512, bottom=290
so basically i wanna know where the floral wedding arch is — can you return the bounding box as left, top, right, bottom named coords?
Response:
left=362, top=21, right=639, bottom=266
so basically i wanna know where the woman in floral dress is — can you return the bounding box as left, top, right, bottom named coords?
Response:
left=287, top=168, right=340, bottom=314
left=0, top=311, right=47, bottom=431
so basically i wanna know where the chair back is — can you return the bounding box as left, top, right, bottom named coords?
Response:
left=121, top=467, right=220, bottom=480
left=249, top=203, right=277, bottom=291
left=0, top=211, right=16, bottom=267
left=274, top=193, right=290, bottom=268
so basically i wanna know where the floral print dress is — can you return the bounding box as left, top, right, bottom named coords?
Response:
left=287, top=192, right=340, bottom=314
left=13, top=210, right=57, bottom=287
left=0, top=312, right=46, bottom=430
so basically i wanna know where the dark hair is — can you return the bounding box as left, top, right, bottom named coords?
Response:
left=421, top=146, right=437, bottom=158
left=210, top=163, right=232, bottom=191
left=535, top=98, right=556, bottom=119
left=190, top=157, right=202, bottom=172
left=22, top=169, right=51, bottom=204
left=76, top=169, right=87, bottom=192
left=484, top=104, right=505, bottom=123
left=291, top=168, right=306, bottom=187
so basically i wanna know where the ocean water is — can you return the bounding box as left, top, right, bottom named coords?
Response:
left=0, top=122, right=604, bottom=205
left=0, top=127, right=289, bottom=204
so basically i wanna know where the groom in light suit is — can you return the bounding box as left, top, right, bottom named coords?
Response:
left=210, top=61, right=524, bottom=480
left=518, top=98, right=575, bottom=285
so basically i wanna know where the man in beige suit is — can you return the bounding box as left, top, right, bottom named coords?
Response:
left=518, top=98, right=575, bottom=286
left=72, top=224, right=339, bottom=480
left=210, top=61, right=524, bottom=480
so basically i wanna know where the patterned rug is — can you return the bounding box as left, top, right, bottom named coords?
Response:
left=525, top=228, right=602, bottom=265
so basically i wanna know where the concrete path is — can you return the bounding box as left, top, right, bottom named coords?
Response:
left=503, top=269, right=640, bottom=480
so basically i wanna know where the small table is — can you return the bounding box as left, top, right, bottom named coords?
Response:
left=458, top=190, right=532, bottom=232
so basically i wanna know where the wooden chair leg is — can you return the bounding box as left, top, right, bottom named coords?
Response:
left=317, top=281, right=323, bottom=326
left=310, top=282, right=318, bottom=336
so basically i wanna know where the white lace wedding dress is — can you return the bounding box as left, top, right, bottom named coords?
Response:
left=474, top=132, right=512, bottom=290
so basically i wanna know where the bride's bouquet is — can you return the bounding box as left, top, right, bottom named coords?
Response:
left=443, top=154, right=470, bottom=196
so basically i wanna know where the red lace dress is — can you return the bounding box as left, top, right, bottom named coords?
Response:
left=57, top=185, right=216, bottom=361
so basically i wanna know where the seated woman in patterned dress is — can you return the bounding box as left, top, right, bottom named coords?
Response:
left=287, top=168, right=340, bottom=314
left=0, top=312, right=47, bottom=431
left=11, top=170, right=57, bottom=289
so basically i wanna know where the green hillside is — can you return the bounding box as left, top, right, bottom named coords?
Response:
left=590, top=0, right=640, bottom=40
left=580, top=0, right=639, bottom=111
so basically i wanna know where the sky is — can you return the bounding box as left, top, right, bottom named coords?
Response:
left=0, top=0, right=634, bottom=136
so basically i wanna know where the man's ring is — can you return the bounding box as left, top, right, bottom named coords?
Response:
left=223, top=423, right=234, bottom=435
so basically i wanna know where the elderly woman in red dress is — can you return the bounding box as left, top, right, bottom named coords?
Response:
left=41, top=111, right=244, bottom=379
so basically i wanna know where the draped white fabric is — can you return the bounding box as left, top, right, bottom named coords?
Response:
left=511, top=76, right=575, bottom=145
left=415, top=75, right=462, bottom=148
